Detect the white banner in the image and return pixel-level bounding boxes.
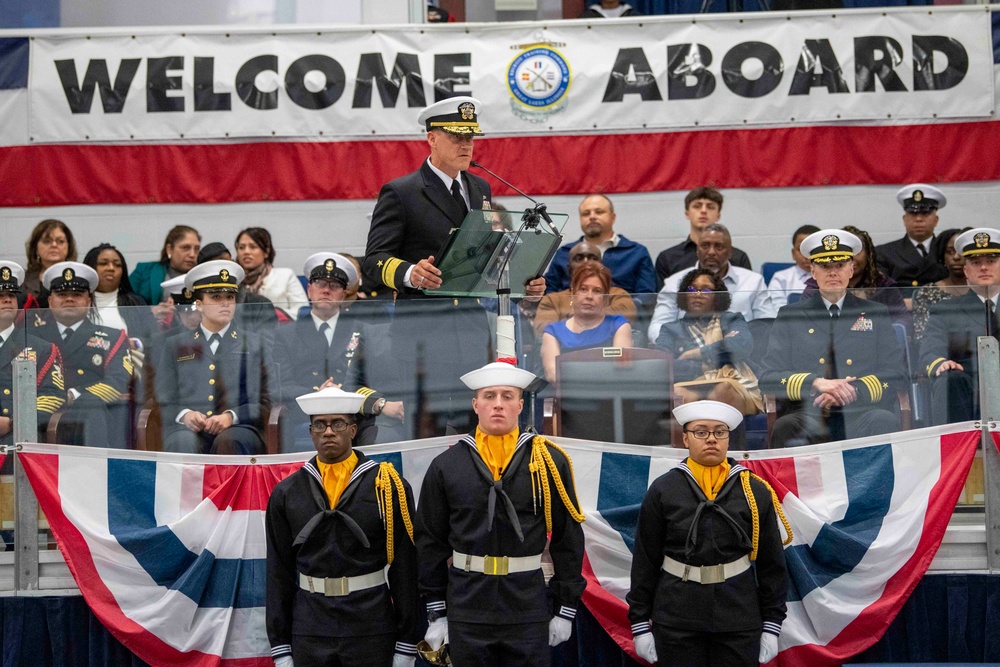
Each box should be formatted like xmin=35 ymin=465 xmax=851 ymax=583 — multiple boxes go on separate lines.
xmin=27 ymin=7 xmax=995 ymax=143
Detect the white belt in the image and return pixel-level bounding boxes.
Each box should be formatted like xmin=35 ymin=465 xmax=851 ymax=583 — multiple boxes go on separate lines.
xmin=661 ymin=555 xmax=751 ymax=585
xmin=452 ymin=550 xmax=543 ymax=576
xmin=298 ymin=570 xmax=386 ymax=597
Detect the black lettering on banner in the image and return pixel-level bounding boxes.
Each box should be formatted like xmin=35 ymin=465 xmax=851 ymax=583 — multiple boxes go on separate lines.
xmin=54 ymin=58 xmax=140 ymax=114
xmin=667 ymin=44 xmax=714 ymax=100
xmin=433 ymin=53 xmax=471 ymax=101
xmin=147 ymin=56 xmax=184 ymax=112
xmin=854 ymin=37 xmax=907 ymax=93
xmin=352 ymin=52 xmax=425 ymax=108
xmin=604 ymin=47 xmax=663 ymax=102
xmin=913 ymin=35 xmax=968 ymax=91
xmin=285 ymin=54 xmax=346 ymax=110
xmin=236 ymin=55 xmax=279 ymax=110
xmin=720 ymin=42 xmax=781 ymax=98
xmin=194 ymin=57 xmax=232 ymax=111
xmin=789 ymin=39 xmax=850 ymax=95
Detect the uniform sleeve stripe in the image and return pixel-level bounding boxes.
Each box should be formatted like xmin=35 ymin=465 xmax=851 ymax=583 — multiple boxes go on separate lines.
xmin=631 ymin=621 xmax=652 ymax=636
xmin=927 ymin=357 xmax=947 ymax=377
xmin=762 ymin=621 xmax=782 ymax=636
xmin=381 ymin=257 xmax=404 ymax=291
xmin=427 ymin=600 xmax=447 ymax=612
xmin=270 ymin=644 xmax=292 ymax=657
xmin=860 ymin=375 xmax=881 ymax=403
xmin=394 ymin=642 xmax=418 ymax=655
xmin=557 ymin=605 xmax=577 ymax=620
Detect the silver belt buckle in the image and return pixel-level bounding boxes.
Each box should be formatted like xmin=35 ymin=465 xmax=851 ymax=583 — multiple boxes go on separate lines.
xmin=699 ymin=564 xmax=725 ymax=585
xmin=324 ymin=576 xmax=350 ymax=596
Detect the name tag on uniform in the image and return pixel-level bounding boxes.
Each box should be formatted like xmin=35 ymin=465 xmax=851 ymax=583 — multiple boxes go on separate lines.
xmin=851 ymin=316 xmax=873 ymax=332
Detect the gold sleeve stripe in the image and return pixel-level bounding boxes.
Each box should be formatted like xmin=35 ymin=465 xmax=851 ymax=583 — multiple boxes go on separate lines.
xmin=86 ymin=383 xmax=121 ymax=403
xmin=787 ymin=373 xmax=810 ymax=401
xmin=123 ymin=357 xmax=134 ymax=375
xmin=37 ymin=397 xmax=66 ymax=414
xmin=381 ymin=258 xmax=404 ymax=291
xmin=356 ymin=387 xmax=376 ymax=397
xmin=926 ymin=357 xmax=946 ymax=378
xmin=860 ymin=375 xmax=881 ymax=403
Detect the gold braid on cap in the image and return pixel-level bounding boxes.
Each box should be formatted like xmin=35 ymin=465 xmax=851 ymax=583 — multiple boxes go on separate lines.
xmin=528 ymin=436 xmax=586 ymax=531
xmin=374 ymin=462 xmax=414 ymax=564
xmin=740 ymin=471 xmax=794 ymax=560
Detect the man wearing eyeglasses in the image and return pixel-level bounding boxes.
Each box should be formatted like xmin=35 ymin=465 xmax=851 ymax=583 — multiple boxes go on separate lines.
xmin=266 ymin=387 xmax=420 ymax=667
xmin=628 ymin=400 xmax=789 ymax=667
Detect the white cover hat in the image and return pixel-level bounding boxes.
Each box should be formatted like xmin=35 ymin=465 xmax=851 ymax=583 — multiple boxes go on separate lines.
xmin=460 ymin=361 xmax=536 ymax=391
xmin=673 ymin=400 xmax=743 ymax=430
xmin=42 ymin=262 xmax=98 ymax=291
xmin=295 ymin=387 xmax=365 ymax=416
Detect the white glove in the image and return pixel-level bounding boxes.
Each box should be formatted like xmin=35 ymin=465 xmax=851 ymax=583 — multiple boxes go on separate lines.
xmin=392 ymin=654 xmax=416 ymax=667
xmin=634 ymin=632 xmax=658 ymax=664
xmin=759 ymin=633 xmax=779 ymax=664
xmin=548 ymin=616 xmax=573 ymax=647
xmin=274 ymin=657 xmax=294 ymax=667
xmin=425 ymin=617 xmax=449 ymax=651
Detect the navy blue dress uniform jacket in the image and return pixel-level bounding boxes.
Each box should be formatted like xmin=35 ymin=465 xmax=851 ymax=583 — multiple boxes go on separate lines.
xmin=363 ymin=159 xmax=491 ymax=296
xmin=34 ymin=319 xmax=133 ymax=405
xmin=918 ymin=290 xmax=994 ymax=379
xmin=875 ymin=235 xmax=948 ymax=294
xmin=627 ymin=460 xmax=787 ymax=634
xmin=415 ymin=432 xmax=586 ymax=625
xmin=0 ymin=330 xmax=65 ymax=438
xmin=265 ymin=452 xmax=420 ymax=658
xmin=759 ymin=293 xmax=905 ymax=409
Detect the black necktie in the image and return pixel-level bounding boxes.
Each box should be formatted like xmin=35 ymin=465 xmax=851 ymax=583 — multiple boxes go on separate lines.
xmin=916 ymin=244 xmax=927 ymax=258
xmin=319 ymin=323 xmax=331 ymax=347
xmin=988 ymin=300 xmax=999 ymax=338
xmin=830 ymin=305 xmax=840 ymax=318
xmin=62 ymin=327 xmax=73 ymax=341
xmin=451 ymin=180 xmax=468 ymax=217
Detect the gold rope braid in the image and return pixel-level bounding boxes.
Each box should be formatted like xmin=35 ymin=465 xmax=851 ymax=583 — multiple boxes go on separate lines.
xmin=749 ymin=473 xmax=794 ymax=547
xmin=740 ymin=471 xmax=795 ymax=562
xmin=374 ymin=462 xmax=415 ymax=565
xmin=528 ymin=436 xmax=586 ymax=533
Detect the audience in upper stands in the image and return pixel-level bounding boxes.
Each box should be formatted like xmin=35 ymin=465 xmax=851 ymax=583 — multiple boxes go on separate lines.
xmin=540 ymin=263 xmax=632 ymax=382
xmin=235 ymin=227 xmax=308 ymax=320
xmin=130 ymin=225 xmax=202 ymax=325
xmin=196 ymin=241 xmax=279 ymax=332
xmin=544 ymin=193 xmax=656 ymax=298
xmin=655 ymin=187 xmax=752 ymax=286
xmin=24 ymin=219 xmax=76 ymax=307
xmin=83 ymin=243 xmax=158 ymax=349
xmin=767 ymin=224 xmax=819 ymax=309
xmin=649 ymin=223 xmax=775 ymax=342
xmin=875 ymin=184 xmax=949 ymax=297
xmin=911 ymin=227 xmax=970 ymax=340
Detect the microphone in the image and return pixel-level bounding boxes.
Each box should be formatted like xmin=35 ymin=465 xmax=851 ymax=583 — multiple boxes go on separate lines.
xmin=469 ymin=161 xmax=554 ymax=231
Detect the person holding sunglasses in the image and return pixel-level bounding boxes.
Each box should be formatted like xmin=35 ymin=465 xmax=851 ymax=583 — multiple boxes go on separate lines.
xmin=266 ymin=387 xmax=420 ymax=667
xmin=628 ymin=400 xmax=790 ymax=667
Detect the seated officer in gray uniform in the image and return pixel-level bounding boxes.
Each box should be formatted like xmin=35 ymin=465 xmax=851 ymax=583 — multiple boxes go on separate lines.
xmin=266 ymin=387 xmax=419 ymax=667
xmin=0 ymin=261 xmax=65 ymax=446
xmin=628 ymin=400 xmax=790 ymax=667
xmin=415 ymin=362 xmax=585 ymax=666
xmin=34 ymin=261 xmax=133 ymax=447
xmin=154 ymin=260 xmax=270 ymax=455
xmin=272 ymin=253 xmax=403 ymax=451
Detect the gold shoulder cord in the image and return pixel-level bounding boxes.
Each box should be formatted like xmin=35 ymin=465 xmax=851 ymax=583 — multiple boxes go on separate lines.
xmin=374 ymin=462 xmax=415 ymax=564
xmin=740 ymin=471 xmax=794 ymax=561
xmin=528 ymin=436 xmax=586 ymax=532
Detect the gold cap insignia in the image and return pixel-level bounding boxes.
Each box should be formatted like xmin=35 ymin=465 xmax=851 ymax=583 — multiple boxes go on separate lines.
xmin=0 ymin=268 xmax=10 ymax=281
xmin=822 ymin=235 xmax=839 ymax=251
xmin=325 ymin=259 xmax=335 ymax=271
xmin=913 ymin=190 xmax=923 ymax=202
xmin=975 ymin=232 xmax=991 ymax=248
xmin=219 ymin=269 xmax=230 ymax=282
xmin=459 ymin=101 xmax=475 ymax=120
xmin=63 ymin=268 xmax=74 ymax=281
xmin=183 ymin=288 xmax=193 ymax=299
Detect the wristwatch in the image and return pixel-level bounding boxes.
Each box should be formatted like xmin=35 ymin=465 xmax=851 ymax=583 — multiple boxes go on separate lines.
xmin=374 ymin=397 xmax=387 ymax=415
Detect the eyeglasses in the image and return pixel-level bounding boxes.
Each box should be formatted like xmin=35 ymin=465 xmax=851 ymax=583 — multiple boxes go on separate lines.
xmin=685 ymin=287 xmax=714 ymax=293
xmin=684 ymin=428 xmax=731 ymax=440
xmin=309 ymin=419 xmax=352 ymax=433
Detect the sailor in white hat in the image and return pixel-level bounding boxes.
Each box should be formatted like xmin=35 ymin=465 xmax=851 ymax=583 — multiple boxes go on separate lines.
xmin=628 ymin=400 xmax=791 ymax=667
xmin=415 ymin=361 xmax=585 ymax=665
xmin=265 ymin=387 xmax=420 ymax=667
xmin=874 ymin=183 xmax=949 ymax=292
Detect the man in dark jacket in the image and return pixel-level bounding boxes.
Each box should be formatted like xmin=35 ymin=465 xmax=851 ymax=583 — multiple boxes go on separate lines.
xmin=875 ymin=183 xmax=949 ymax=297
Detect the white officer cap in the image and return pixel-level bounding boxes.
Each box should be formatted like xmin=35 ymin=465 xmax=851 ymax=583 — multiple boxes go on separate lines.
xmin=673 ymin=400 xmax=743 ymax=430
xmin=461 ymin=361 xmax=536 ymax=391
xmin=295 ymin=387 xmax=365 ymax=416
xmin=0 ymin=261 xmax=25 ymax=292
xmin=954 ymin=227 xmax=1000 ymax=258
xmin=417 ymin=96 xmax=484 ymax=136
xmin=303 ymin=253 xmax=359 ymax=290
xmin=42 ymin=261 xmax=98 ymax=292
xmin=896 ymin=184 xmax=946 ymax=212
xmin=184 ymin=260 xmax=244 ymax=294
xmin=160 ymin=274 xmax=197 ymax=305
xmin=801 ymin=229 xmax=862 ymax=264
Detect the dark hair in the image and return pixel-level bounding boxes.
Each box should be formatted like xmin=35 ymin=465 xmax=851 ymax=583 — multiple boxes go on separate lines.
xmin=935 ymin=227 xmax=971 ymax=265
xmin=159 ymin=225 xmax=201 ymax=264
xmin=236 ymin=227 xmax=276 ymax=264
xmin=684 ymin=187 xmax=724 ymax=211
xmin=570 ymin=262 xmax=612 ymax=294
xmin=792 ymin=224 xmax=820 ymax=244
xmin=197 ymin=242 xmax=231 ymax=264
xmin=842 ymin=225 xmax=881 ymax=288
xmin=676 ymin=268 xmax=732 ymax=313
xmin=26 ymin=219 xmax=77 ymax=272
xmin=83 ymin=244 xmax=137 ymax=295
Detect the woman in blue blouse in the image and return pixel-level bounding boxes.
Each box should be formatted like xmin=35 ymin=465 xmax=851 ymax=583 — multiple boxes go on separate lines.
xmin=541 ymin=262 xmax=632 ymax=381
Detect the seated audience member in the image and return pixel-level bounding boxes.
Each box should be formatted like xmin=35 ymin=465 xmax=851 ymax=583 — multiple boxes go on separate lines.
xmin=768 ymin=224 xmax=820 ymax=308
xmin=655 ymin=269 xmax=763 ymax=417
xmin=338 ymin=253 xmax=369 ymax=301
xmin=84 ymin=244 xmax=158 ymax=349
xmin=272 ymin=253 xmax=403 ymax=451
xmin=154 ymin=261 xmax=270 ymax=455
xmin=236 ymin=227 xmax=308 ymax=320
xmin=760 ymin=230 xmax=905 ymax=447
xmin=130 ymin=225 xmax=201 ymax=326
xmin=24 ymin=219 xmax=77 ymax=307
xmin=0 ymin=261 xmax=65 ymax=445
xmin=529 ymin=241 xmax=637 ymax=338
xmin=919 ymin=227 xmax=1000 ymax=425
xmin=34 ymin=262 xmax=134 ymax=448
xmin=541 ymin=263 xmax=632 ymax=382
xmin=875 ymin=184 xmax=949 ymax=296
xmin=655 ymin=187 xmax=752 ymax=285
xmin=544 ymin=193 xmax=656 ymax=298
xmin=649 ymin=224 xmax=776 ymax=342
xmin=912 ymin=228 xmax=970 ymax=340
xmin=197 ymin=242 xmax=280 ymax=333
xmin=144 ymin=275 xmax=200 ymax=399
xmin=580 ymin=0 xmax=639 ymax=17
xmin=802 ymin=225 xmax=911 ymax=330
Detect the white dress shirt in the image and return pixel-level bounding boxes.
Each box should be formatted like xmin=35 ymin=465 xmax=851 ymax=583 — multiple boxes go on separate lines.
xmin=767 ymin=265 xmax=811 ymax=309
xmin=310 ymin=311 xmax=340 ymax=346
